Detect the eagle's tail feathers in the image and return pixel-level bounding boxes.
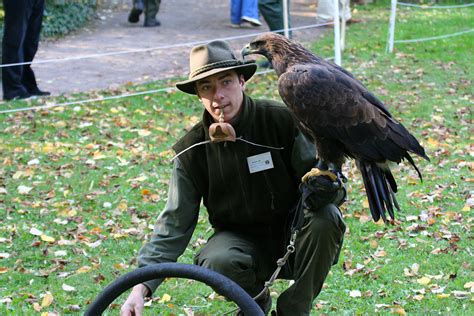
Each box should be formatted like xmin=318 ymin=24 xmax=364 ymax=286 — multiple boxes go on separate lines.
xmin=358 ymin=160 xmax=399 ymax=223
xmin=359 ymin=161 xmax=387 ymax=222
xmin=404 ymin=153 xmax=424 ymax=181
xmin=358 ymin=161 xmax=380 ymax=222
xmin=373 ymin=166 xmax=395 ymax=220
xmin=390 ymin=188 xmax=401 ymax=213
xmin=384 ymin=168 xmax=398 ymax=193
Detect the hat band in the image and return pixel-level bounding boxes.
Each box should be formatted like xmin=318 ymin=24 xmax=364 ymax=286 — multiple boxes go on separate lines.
xmin=190 ymin=60 xmax=242 ymax=79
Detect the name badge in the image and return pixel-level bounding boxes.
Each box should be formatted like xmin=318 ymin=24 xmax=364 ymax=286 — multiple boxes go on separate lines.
xmin=247 ymin=152 xmax=274 ymax=174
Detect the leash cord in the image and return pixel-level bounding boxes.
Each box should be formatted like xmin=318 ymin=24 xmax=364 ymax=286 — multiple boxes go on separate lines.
xmin=169 ymin=137 xmax=284 ymax=162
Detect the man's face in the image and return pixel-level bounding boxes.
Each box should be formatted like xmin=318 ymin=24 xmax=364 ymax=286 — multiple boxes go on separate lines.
xmin=195 ymin=70 xmax=245 ymax=123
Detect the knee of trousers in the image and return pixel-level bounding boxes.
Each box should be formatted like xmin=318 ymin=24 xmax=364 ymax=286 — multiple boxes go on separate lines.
xmin=196 ymin=247 xmax=256 ymax=282
xmin=302 ymin=204 xmax=346 ymax=249
xmin=303 ymin=204 xmax=346 ymax=264
xmin=309 ymin=204 xmax=346 ymax=234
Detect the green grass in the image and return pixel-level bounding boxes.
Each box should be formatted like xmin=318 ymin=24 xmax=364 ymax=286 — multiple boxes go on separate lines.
xmin=1 ymin=3 xmax=473 ymax=315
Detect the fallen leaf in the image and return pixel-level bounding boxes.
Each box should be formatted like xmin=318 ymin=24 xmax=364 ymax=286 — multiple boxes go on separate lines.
xmin=41 ymin=235 xmax=55 ymax=243
xmin=41 ymin=292 xmax=53 ymax=307
xmin=417 ymin=276 xmax=431 ymax=285
xmin=138 ymin=129 xmax=152 ymax=137
xmin=159 ymin=293 xmax=171 ymax=303
xmin=464 ymin=281 xmax=474 ymax=289
xmin=76 ymin=266 xmax=92 ymax=274
xmin=349 ymin=290 xmax=362 ymax=298
xmin=413 ymin=294 xmax=424 ymax=301
xmin=62 ymin=283 xmax=76 ymax=292
xmin=452 ymin=290 xmax=470 ymax=299
xmin=18 ymin=185 xmax=32 ymax=195
xmin=33 ymin=302 xmax=42 ymax=312
xmin=30 ymin=228 xmax=43 ymax=236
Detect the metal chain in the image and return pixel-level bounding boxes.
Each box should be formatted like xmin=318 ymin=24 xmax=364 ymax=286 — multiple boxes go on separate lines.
xmin=225 ymin=230 xmax=299 ymax=315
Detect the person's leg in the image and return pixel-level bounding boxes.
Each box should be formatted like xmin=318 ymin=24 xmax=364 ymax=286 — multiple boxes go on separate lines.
xmin=315 ymin=0 xmax=335 ymax=22
xmin=22 ymin=0 xmax=47 ymax=95
xmin=277 ymin=204 xmax=346 ymax=315
xmin=258 ymin=0 xmax=283 ymax=32
xmin=230 ymin=0 xmax=243 ymax=26
xmin=2 ymin=0 xmax=31 ymax=100
xmin=144 ymin=0 xmax=161 ymax=27
xmin=195 ymin=231 xmax=269 ymax=296
xmin=241 ymin=0 xmax=261 ymax=26
xmin=128 ymin=0 xmax=144 ymax=23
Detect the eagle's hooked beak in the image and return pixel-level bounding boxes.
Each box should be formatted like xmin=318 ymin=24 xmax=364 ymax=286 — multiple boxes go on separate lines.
xmin=241 ymin=44 xmax=252 ymax=61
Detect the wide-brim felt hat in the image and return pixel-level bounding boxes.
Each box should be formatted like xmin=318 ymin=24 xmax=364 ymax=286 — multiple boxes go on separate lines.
xmin=176 ymin=40 xmax=257 ymax=95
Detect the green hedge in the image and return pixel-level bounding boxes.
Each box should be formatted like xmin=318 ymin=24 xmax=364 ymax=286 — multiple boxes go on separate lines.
xmin=0 ymin=0 xmax=96 ymax=39
xmin=42 ymin=1 xmax=96 ymax=38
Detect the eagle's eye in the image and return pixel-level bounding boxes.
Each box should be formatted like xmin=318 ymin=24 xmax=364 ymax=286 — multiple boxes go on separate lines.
xmin=252 ymin=40 xmax=265 ymax=48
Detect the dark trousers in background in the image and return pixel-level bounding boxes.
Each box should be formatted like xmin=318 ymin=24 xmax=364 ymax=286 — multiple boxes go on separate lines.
xmin=195 ymin=204 xmax=346 ymax=315
xmin=133 ymin=0 xmax=161 ymax=20
xmin=2 ymin=0 xmax=45 ymax=100
xmin=258 ymin=0 xmax=291 ymax=36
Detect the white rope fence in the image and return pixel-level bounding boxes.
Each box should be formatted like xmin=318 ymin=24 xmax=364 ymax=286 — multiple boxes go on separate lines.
xmin=387 ymin=0 xmax=474 ymax=52
xmin=0 ymin=19 xmax=338 ymax=114
xmin=0 ymin=23 xmax=333 ymax=69
xmin=1 ymin=0 xmax=347 ymax=113
xmin=398 ymin=2 xmax=474 ymax=9
xmin=0 ymin=69 xmax=275 ymax=114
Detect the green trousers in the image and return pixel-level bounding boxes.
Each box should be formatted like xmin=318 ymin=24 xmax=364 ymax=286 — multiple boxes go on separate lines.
xmin=133 ymin=0 xmax=161 ymax=20
xmin=194 ymin=204 xmax=346 ymax=315
xmin=258 ymin=0 xmax=291 ymax=35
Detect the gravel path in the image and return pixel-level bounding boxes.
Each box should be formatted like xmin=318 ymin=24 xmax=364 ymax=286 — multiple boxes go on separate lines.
xmin=13 ymin=0 xmax=324 ymax=96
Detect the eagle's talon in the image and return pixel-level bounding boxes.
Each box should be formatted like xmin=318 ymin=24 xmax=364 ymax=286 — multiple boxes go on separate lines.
xmin=302 ymin=168 xmax=338 ymax=183
xmin=336 ymin=171 xmax=347 ymax=184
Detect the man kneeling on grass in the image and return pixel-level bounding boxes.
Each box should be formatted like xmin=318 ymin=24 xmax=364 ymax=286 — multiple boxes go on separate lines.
xmin=120 ymin=40 xmax=346 ymax=316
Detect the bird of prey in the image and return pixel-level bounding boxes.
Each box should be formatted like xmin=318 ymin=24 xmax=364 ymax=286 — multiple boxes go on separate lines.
xmin=241 ymin=32 xmax=429 ymax=223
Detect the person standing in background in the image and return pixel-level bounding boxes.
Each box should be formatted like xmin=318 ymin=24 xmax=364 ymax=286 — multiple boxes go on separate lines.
xmin=128 ymin=0 xmax=161 ymax=27
xmin=315 ymin=0 xmax=355 ymax=24
xmin=2 ymin=0 xmax=50 ymax=101
xmin=230 ymin=0 xmax=262 ymax=28
xmin=258 ymin=0 xmax=291 ymax=36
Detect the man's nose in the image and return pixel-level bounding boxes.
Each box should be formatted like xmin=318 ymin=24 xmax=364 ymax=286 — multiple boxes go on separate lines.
xmin=213 ymin=87 xmax=225 ymax=101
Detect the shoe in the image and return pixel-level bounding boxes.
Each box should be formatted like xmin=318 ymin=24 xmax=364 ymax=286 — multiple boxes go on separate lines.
xmin=4 ymin=91 xmax=32 ymax=101
xmin=128 ymin=2 xmax=144 ymax=23
xmin=29 ymin=89 xmax=50 ymax=97
xmin=144 ymin=17 xmax=161 ymax=27
xmin=231 ymin=23 xmax=240 ymax=28
xmin=346 ymin=18 xmax=362 ymax=25
xmin=239 ymin=21 xmax=261 ymax=29
xmin=241 ymin=16 xmax=262 ymax=27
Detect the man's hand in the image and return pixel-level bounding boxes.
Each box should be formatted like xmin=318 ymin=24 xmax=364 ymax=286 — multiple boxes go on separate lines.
xmin=120 ymin=284 xmax=149 ymax=316
xmin=300 ymin=173 xmax=346 ymax=210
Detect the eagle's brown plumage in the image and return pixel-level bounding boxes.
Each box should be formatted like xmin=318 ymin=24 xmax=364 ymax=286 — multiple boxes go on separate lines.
xmin=242 ymin=32 xmax=429 ymax=223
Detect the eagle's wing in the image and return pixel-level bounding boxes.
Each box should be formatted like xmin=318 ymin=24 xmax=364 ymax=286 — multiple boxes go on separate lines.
xmin=277 ymin=63 xmax=424 ymax=163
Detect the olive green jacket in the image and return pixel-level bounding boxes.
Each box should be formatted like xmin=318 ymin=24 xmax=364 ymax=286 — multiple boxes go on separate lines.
xmin=137 ymin=94 xmax=317 ymax=294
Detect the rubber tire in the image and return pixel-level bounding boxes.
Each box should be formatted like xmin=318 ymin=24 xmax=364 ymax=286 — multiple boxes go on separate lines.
xmin=84 ymin=263 xmax=264 ymax=315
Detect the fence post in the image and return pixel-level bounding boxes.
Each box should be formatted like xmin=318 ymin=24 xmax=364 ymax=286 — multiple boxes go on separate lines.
xmin=387 ymin=0 xmax=398 ymax=53
xmin=333 ymin=0 xmax=341 ymax=65
xmin=283 ymin=0 xmax=290 ymax=38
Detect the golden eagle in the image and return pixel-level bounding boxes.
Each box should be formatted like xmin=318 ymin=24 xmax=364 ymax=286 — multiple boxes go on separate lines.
xmin=241 ymin=32 xmax=429 ymax=223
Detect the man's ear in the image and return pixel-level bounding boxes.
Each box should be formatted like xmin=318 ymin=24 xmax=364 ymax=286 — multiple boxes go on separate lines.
xmin=239 ymin=74 xmax=246 ymax=86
